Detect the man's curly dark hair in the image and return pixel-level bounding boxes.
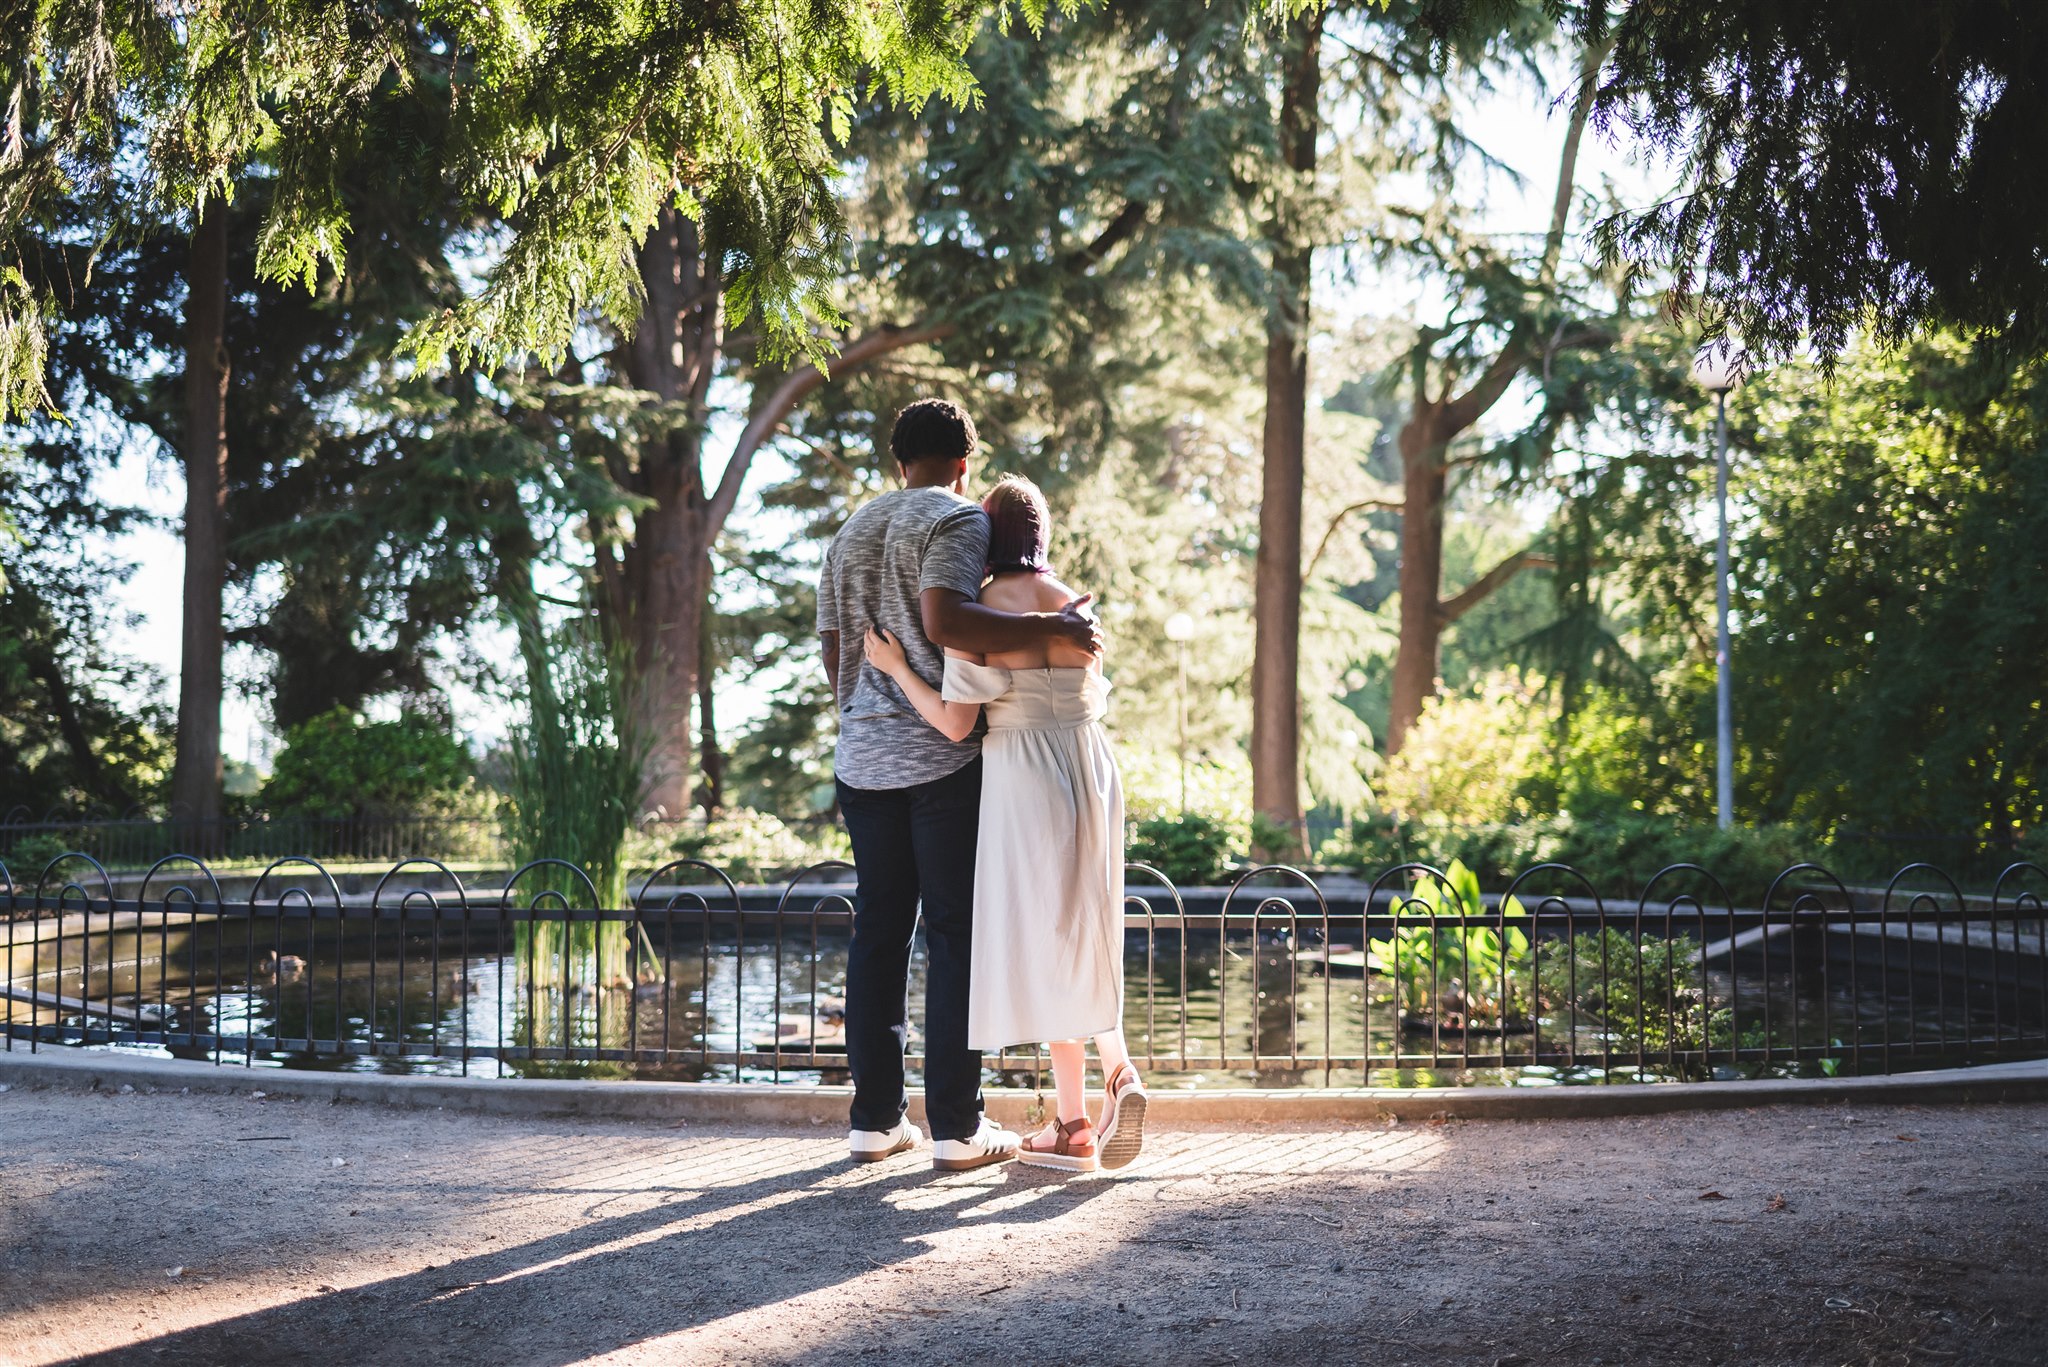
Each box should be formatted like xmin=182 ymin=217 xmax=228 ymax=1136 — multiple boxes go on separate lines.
xmin=889 ymin=398 xmax=978 ymax=467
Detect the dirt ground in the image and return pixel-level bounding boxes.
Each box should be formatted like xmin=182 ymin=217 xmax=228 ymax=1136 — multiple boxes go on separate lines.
xmin=1 ymin=1083 xmax=2044 ymax=1367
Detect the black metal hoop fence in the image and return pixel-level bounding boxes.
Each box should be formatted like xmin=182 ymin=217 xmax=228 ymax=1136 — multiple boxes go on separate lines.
xmin=4 ymin=852 xmax=2044 ymax=1087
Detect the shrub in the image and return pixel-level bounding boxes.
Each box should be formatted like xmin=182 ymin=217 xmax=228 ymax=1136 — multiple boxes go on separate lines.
xmin=1128 ymin=813 xmax=1236 ymax=887
xmin=1549 ymin=818 xmax=1808 ymax=908
xmin=1536 ymin=929 xmax=1733 ymax=1063
xmin=263 ymin=708 xmax=481 ymax=821
xmin=1376 ymin=675 xmax=1548 ymax=824
xmin=658 ymin=809 xmax=846 ymax=884
xmin=2016 ymin=827 xmax=2048 ymax=873
xmin=1 ymin=831 xmax=71 ymax=881
xmin=1325 ymin=813 xmax=1814 ymax=905
xmin=1248 ymin=811 xmax=1302 ymax=865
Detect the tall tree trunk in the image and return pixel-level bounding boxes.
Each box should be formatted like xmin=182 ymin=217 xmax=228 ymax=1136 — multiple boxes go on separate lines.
xmin=1387 ymin=417 xmax=1448 ymax=755
xmin=620 ymin=207 xmax=720 ymax=819
xmin=1250 ymin=11 xmax=1322 ymax=850
xmin=630 ymin=475 xmax=708 ymax=820
xmin=170 ymin=201 xmax=229 ymax=851
xmin=611 ymin=297 xmax=948 ymax=814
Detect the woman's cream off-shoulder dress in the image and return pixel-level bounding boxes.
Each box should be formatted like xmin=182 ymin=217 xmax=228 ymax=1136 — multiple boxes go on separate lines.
xmin=941 ymin=659 xmax=1125 ymax=1051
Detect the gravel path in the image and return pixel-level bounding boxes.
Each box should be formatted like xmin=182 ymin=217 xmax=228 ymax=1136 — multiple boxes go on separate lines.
xmin=2 ymin=1084 xmax=2044 ymax=1366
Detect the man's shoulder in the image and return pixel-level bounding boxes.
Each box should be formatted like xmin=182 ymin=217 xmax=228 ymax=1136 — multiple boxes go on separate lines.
xmin=897 ymin=486 xmax=982 ymax=523
xmin=830 ymin=494 xmax=893 ymax=553
xmin=839 ymin=487 xmax=982 ymax=541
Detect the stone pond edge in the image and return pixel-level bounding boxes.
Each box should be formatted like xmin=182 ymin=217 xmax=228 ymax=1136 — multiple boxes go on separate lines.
xmin=2 ymin=1047 xmax=2045 ymax=1125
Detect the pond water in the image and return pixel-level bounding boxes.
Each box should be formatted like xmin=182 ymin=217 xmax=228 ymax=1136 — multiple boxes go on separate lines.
xmin=4 ymin=916 xmax=2041 ymax=1088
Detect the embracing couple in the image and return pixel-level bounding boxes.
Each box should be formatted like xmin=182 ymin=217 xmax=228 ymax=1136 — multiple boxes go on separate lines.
xmin=817 ymin=398 xmax=1146 ymax=1176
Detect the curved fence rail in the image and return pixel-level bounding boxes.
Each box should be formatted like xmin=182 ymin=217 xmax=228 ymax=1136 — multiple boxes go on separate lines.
xmin=4 ymin=852 xmax=2045 ymax=1088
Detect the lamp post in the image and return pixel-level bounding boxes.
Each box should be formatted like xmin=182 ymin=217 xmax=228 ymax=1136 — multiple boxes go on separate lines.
xmin=1163 ymin=612 xmax=1196 ymax=814
xmin=1691 ymin=340 xmax=1747 ymax=831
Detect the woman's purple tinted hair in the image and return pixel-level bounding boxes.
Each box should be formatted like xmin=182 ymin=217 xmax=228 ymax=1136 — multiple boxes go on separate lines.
xmin=983 ymin=474 xmax=1051 ymax=575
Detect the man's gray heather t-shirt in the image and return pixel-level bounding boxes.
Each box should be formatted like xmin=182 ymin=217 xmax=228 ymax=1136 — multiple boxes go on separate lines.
xmin=818 ymin=485 xmax=991 ymax=790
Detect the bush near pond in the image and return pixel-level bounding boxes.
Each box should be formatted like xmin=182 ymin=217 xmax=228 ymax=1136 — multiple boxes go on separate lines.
xmin=1128 ymin=813 xmax=1235 ymax=887
xmin=1 ymin=831 xmax=70 ymax=880
xmin=263 ymin=708 xmax=485 ymax=821
xmin=1536 ymin=928 xmax=1735 ymax=1063
xmin=658 ymin=809 xmax=846 ymax=884
xmin=1323 ymin=813 xmax=1810 ymax=904
xmin=1369 ymin=863 xmax=1749 ymax=1077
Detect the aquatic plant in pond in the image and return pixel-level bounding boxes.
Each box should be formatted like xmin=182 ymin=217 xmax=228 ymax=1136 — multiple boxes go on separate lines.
xmin=499 ymin=602 xmax=655 ymax=1020
xmin=1359 ymin=865 xmax=1789 ymax=1076
xmin=498 ymin=864 xmax=667 ymax=1080
xmin=500 ymin=603 xmax=650 ymax=909
xmin=1535 ymin=928 xmax=1732 ymax=1063
xmin=1370 ymin=860 xmax=1533 ymax=1030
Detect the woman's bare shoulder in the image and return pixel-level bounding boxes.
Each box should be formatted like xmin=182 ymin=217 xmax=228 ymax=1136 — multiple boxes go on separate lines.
xmin=1034 ymin=575 xmax=1101 ymax=668
xmin=980 ymin=572 xmax=1072 ymax=612
xmin=1035 ymin=574 xmax=1088 ymax=611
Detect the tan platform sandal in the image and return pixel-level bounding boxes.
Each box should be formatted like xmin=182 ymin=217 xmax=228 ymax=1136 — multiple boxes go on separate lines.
xmin=1096 ymin=1062 xmax=1148 ymax=1171
xmin=1018 ymin=1116 xmax=1099 ymax=1173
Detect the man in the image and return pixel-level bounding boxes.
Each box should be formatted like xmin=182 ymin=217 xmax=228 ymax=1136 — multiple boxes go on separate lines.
xmin=818 ymin=398 xmax=1102 ymax=1171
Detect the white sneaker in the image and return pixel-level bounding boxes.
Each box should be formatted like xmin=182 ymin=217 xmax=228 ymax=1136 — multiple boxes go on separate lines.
xmin=931 ymin=1118 xmax=1021 ymax=1172
xmin=848 ymin=1117 xmax=921 ymax=1163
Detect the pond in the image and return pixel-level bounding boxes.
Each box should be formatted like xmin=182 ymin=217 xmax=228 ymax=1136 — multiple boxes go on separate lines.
xmin=6 ymin=912 xmax=2041 ymax=1088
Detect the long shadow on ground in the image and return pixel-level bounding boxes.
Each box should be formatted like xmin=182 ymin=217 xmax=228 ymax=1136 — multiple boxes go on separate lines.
xmin=60 ymin=1149 xmax=1111 ymax=1366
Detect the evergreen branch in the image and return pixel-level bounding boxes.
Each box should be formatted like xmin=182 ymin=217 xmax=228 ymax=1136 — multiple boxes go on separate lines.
xmin=1062 ymin=200 xmax=1150 ymax=274
xmin=1438 ymin=549 xmax=1556 ymax=625
xmin=783 ymin=434 xmax=865 ymax=485
xmin=1436 ymin=33 xmax=1609 ymax=440
xmin=1301 ymin=496 xmax=1401 ymax=587
xmin=1539 ymin=34 xmax=1613 ymax=293
xmin=1438 ymin=339 xmax=1527 ymax=434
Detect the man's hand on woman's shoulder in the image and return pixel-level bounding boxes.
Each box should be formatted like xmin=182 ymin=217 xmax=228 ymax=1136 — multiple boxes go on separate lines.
xmin=1055 ymin=594 xmax=1105 ymax=656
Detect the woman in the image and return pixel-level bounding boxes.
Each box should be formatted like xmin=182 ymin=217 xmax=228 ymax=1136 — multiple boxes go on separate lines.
xmin=862 ymin=474 xmax=1146 ymax=1173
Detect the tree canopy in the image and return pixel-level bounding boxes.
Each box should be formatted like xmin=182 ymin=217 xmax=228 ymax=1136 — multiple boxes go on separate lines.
xmin=5 ymin=0 xmax=2045 ymax=882
xmin=1579 ymin=0 xmax=2048 ymax=362
xmin=0 ymin=0 xmax=1127 ymax=419
xmin=1605 ymin=335 xmax=2048 ymax=842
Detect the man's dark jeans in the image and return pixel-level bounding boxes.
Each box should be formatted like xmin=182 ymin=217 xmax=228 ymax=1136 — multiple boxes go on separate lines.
xmin=836 ymin=758 xmax=983 ymax=1142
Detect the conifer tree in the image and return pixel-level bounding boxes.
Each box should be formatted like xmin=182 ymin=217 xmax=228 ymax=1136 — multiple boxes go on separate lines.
xmin=1382 ymin=34 xmax=1612 ymax=754
xmin=599 ymin=1 xmax=1299 ymax=815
